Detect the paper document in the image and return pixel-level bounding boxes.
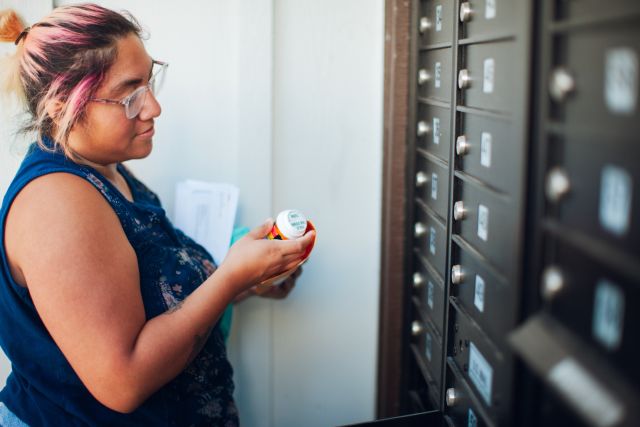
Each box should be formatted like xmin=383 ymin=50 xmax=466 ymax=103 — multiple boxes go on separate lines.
xmin=174 ymin=180 xmax=239 ymax=265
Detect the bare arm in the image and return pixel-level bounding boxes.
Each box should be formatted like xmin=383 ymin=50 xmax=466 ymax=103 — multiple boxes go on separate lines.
xmin=4 ymin=173 xmax=314 ymax=413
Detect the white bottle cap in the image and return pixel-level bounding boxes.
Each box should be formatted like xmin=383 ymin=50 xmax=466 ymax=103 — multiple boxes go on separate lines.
xmin=275 ymin=209 xmax=308 ymax=239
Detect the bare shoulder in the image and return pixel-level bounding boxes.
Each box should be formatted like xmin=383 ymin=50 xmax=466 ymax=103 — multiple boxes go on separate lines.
xmin=5 ymin=172 xmax=135 ymax=286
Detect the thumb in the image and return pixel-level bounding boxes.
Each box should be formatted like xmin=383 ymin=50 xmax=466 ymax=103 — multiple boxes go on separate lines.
xmin=247 ymin=218 xmax=274 ymax=239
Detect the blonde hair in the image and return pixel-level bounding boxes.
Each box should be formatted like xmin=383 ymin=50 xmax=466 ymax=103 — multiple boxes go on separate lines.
xmin=0 ymin=4 xmax=142 ymax=154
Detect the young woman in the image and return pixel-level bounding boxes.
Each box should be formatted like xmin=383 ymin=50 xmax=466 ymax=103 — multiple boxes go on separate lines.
xmin=0 ymin=4 xmax=314 ymax=426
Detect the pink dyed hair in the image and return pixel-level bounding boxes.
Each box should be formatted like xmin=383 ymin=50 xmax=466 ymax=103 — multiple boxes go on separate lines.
xmin=0 ymin=4 xmax=143 ymax=154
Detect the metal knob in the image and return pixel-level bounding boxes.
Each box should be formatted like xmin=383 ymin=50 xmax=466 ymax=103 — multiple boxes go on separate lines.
xmin=415 ymin=171 xmax=429 ymax=187
xmin=419 ymin=17 xmax=431 ymax=33
xmin=458 ymin=69 xmax=471 ymax=89
xmin=411 ymin=320 xmax=424 ymax=336
xmin=545 ymin=167 xmax=571 ymax=203
xmin=550 ymin=68 xmax=575 ymax=102
xmin=453 ymin=201 xmax=467 ymax=221
xmin=413 ymin=272 xmax=425 ymax=289
xmin=418 ymin=69 xmax=431 ymax=85
xmin=451 ymin=265 xmax=465 ymax=284
xmin=446 ymin=388 xmax=461 ymax=407
xmin=414 ymin=222 xmax=427 ymax=238
xmin=542 ymin=266 xmax=565 ymax=301
xmin=456 ymin=135 xmax=470 ymax=155
xmin=459 ymin=2 xmax=473 ymax=23
xmin=417 ymin=120 xmax=431 ymax=136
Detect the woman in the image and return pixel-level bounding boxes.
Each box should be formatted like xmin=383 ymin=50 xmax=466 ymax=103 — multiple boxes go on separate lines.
xmin=0 ymin=4 xmax=314 ymax=426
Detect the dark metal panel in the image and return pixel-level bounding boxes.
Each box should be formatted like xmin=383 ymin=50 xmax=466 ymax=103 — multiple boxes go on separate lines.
xmin=459 ymin=0 xmax=516 ymax=40
xmin=451 ymin=177 xmax=517 ymax=279
xmin=550 ymin=22 xmax=640 ymax=136
xmin=416 ymin=151 xmax=451 ymax=221
xmin=544 ymin=131 xmax=639 ymax=263
xmin=458 ymin=41 xmax=518 ymax=114
xmin=449 ymin=239 xmax=516 ymax=350
xmin=418 ymin=0 xmax=456 ymax=46
xmin=540 ymin=239 xmax=640 ymax=385
xmin=418 ymin=47 xmax=455 ymax=103
xmin=456 ymin=113 xmax=520 ymax=196
xmin=412 ymin=319 xmax=445 ymax=404
xmin=414 ymin=249 xmax=447 ymax=337
xmin=416 ymin=103 xmax=452 ymax=163
xmin=509 ymin=314 xmax=640 ymax=427
xmin=444 ymin=360 xmax=495 ymax=427
xmin=448 ymin=303 xmax=513 ymax=425
xmin=414 ymin=203 xmax=449 ymax=279
xmin=554 ymin=0 xmax=640 ymax=23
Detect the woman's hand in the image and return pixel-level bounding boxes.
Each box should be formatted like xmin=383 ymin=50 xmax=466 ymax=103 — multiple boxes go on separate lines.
xmin=219 ymin=219 xmax=315 ymax=293
xmin=233 ymin=267 xmax=302 ymax=303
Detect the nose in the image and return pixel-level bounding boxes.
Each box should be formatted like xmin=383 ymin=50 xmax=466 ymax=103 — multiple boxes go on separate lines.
xmin=138 ymin=89 xmax=162 ymax=121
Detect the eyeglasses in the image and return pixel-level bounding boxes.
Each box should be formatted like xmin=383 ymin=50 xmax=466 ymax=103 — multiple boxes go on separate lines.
xmin=91 ymin=60 xmax=168 ymax=119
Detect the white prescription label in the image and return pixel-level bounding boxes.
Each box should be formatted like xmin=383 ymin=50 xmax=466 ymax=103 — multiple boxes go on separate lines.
xmin=431 ymin=173 xmax=438 ymax=200
xmin=593 ymin=279 xmax=625 ymax=351
xmin=469 ymin=342 xmax=493 ymax=405
xmin=605 ymin=48 xmax=638 ymax=115
xmin=429 ymin=226 xmax=437 ymax=255
xmin=480 ymin=132 xmax=492 ymax=168
xmin=427 ymin=281 xmax=435 ymax=309
xmin=468 ymin=408 xmax=478 ymax=427
xmin=474 ymin=274 xmax=486 ymax=313
xmin=483 ymin=58 xmax=495 ymax=94
xmin=548 ymin=358 xmax=624 ymax=427
xmin=426 ymin=331 xmax=433 ymax=361
xmin=485 ymin=0 xmax=497 ymax=19
xmin=435 ymin=62 xmax=442 ymax=88
xmin=435 ymin=5 xmax=443 ymax=32
xmin=433 ymin=117 xmax=441 ymax=145
xmin=477 ymin=204 xmax=489 ymax=241
xmin=599 ymin=165 xmax=632 ymax=236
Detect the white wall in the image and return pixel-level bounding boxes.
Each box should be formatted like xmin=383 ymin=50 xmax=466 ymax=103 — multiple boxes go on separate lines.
xmin=270 ymin=1 xmax=384 ymax=425
xmin=1 ymin=1 xmax=384 ymax=425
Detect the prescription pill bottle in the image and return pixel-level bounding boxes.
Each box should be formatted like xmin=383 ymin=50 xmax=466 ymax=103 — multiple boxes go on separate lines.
xmin=258 ymin=209 xmax=316 ymax=289
xmin=267 ymin=209 xmax=308 ymax=240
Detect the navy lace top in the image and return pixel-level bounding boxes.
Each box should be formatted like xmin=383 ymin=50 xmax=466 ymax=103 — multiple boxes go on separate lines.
xmin=0 ymin=140 xmax=238 ymax=426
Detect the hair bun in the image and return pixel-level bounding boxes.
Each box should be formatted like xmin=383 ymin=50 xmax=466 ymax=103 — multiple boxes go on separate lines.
xmin=0 ymin=10 xmax=25 ymax=43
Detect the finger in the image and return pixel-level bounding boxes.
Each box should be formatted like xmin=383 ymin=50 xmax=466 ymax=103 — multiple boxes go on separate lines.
xmin=247 ymin=218 xmax=274 ymax=239
xmin=279 ymin=231 xmax=316 ymax=256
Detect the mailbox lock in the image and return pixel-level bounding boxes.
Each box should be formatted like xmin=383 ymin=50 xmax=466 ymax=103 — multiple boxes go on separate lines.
xmin=456 ymin=135 xmax=470 ymax=155
xmin=446 ymin=388 xmax=461 ymax=407
xmin=549 ymin=68 xmax=576 ymax=102
xmin=418 ymin=69 xmax=431 ymax=85
xmin=453 ymin=201 xmax=467 ymax=221
xmin=411 ymin=320 xmax=424 ymax=336
xmin=545 ymin=167 xmax=571 ymax=203
xmin=417 ymin=120 xmax=431 ymax=136
xmin=414 ymin=222 xmax=427 ymax=238
xmin=415 ymin=171 xmax=429 ymax=187
xmin=458 ymin=69 xmax=471 ymax=89
xmin=542 ymin=266 xmax=565 ymax=301
xmin=419 ymin=17 xmax=431 ymax=33
xmin=451 ymin=265 xmax=465 ymax=284
xmin=459 ymin=2 xmax=473 ymax=23
xmin=413 ymin=272 xmax=425 ymax=289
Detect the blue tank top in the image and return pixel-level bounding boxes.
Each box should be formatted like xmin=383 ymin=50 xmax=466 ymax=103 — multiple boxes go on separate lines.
xmin=0 ymin=140 xmax=238 ymax=426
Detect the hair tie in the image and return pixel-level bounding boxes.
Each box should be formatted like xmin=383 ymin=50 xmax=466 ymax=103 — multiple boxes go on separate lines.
xmin=14 ymin=26 xmax=31 ymax=45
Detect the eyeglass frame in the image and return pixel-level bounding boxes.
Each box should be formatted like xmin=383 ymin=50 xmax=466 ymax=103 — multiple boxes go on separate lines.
xmin=90 ymin=59 xmax=168 ymax=119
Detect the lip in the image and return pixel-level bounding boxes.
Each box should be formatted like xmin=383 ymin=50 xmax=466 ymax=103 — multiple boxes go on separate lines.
xmin=137 ymin=126 xmax=155 ymax=138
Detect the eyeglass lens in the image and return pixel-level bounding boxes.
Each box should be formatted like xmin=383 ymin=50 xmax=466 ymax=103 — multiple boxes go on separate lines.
xmin=125 ymin=63 xmax=166 ymax=119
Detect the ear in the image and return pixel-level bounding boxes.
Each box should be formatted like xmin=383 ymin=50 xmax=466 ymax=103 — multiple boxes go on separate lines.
xmin=44 ymin=99 xmax=63 ymax=123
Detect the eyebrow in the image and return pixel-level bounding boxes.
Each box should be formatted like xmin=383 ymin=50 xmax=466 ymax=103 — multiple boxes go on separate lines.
xmin=107 ymin=61 xmax=155 ymax=97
